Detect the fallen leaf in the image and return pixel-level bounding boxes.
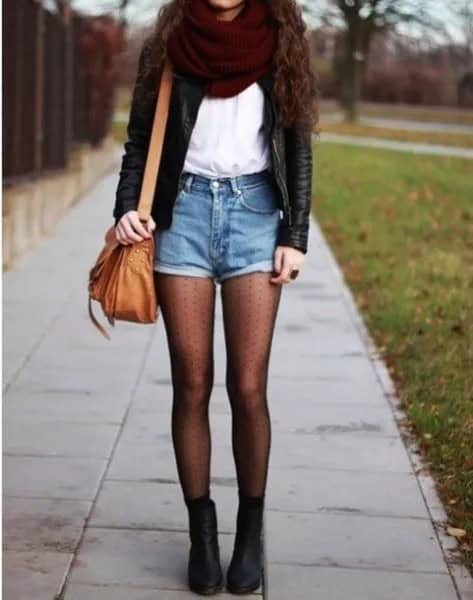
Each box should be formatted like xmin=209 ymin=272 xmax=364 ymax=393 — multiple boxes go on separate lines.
xmin=446 ymin=526 xmax=467 ymax=539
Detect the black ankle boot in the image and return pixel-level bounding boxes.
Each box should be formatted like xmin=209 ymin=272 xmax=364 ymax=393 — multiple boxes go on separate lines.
xmin=226 ymin=499 xmax=264 ymax=594
xmin=186 ymin=497 xmax=223 ymax=595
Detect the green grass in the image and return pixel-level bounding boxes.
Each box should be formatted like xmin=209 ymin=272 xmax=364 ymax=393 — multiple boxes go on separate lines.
xmin=313 ymin=142 xmax=473 ymax=570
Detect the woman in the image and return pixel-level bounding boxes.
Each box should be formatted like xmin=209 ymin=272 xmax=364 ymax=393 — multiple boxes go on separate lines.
xmin=113 ymin=0 xmax=317 ymax=594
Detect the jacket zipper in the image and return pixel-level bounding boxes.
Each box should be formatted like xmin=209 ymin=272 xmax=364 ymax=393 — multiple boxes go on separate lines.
xmin=271 ymin=132 xmax=292 ymax=227
xmin=265 ymin=84 xmax=292 ymax=228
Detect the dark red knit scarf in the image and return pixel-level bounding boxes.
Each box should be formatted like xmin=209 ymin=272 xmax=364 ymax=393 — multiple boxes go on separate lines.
xmin=167 ymin=0 xmax=277 ymax=97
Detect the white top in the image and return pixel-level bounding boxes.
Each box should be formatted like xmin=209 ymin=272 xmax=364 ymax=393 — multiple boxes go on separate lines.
xmin=183 ymin=82 xmax=271 ymax=178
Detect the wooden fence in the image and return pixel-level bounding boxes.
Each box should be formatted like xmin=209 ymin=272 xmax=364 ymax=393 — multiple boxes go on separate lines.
xmin=3 ymin=0 xmax=123 ymax=185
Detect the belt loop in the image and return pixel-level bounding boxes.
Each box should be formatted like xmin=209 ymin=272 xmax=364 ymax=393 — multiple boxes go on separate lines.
xmin=184 ymin=173 xmax=194 ymax=193
xmin=230 ymin=176 xmax=240 ymax=196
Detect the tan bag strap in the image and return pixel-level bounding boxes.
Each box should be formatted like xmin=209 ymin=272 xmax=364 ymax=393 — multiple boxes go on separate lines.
xmin=137 ymin=58 xmax=173 ymax=222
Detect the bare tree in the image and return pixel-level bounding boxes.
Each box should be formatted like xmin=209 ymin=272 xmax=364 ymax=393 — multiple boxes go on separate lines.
xmin=449 ymin=0 xmax=473 ymax=66
xmin=313 ymin=0 xmax=437 ymax=121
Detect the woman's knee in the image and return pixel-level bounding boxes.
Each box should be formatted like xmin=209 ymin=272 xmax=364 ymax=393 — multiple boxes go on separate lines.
xmin=173 ymin=365 xmax=213 ymax=408
xmin=226 ymin=375 xmax=267 ymax=414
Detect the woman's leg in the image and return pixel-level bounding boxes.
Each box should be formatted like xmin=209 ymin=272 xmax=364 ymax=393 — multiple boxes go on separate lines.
xmin=155 ymin=272 xmax=216 ymax=502
xmin=221 ymin=271 xmax=282 ymax=593
xmin=221 ymin=271 xmax=282 ymax=499
xmin=155 ymin=271 xmax=224 ymax=594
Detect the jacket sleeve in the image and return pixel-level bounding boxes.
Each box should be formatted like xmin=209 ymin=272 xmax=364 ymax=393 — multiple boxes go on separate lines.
xmin=276 ymin=124 xmax=313 ymax=254
xmin=112 ymin=44 xmax=157 ymax=226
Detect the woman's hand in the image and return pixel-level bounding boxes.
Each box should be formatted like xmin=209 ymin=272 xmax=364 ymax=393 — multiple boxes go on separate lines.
xmin=115 ymin=210 xmax=156 ymax=245
xmin=270 ymin=245 xmax=305 ymax=285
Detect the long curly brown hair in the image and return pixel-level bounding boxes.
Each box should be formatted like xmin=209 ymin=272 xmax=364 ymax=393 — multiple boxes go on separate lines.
xmin=134 ymin=0 xmax=319 ymax=130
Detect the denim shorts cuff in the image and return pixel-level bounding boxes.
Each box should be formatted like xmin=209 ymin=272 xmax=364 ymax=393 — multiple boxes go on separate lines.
xmin=218 ymin=260 xmax=275 ymax=283
xmin=154 ymin=262 xmax=214 ymax=278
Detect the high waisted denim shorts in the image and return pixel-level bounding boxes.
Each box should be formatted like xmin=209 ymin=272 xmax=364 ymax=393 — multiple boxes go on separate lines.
xmin=153 ymin=169 xmax=282 ymax=284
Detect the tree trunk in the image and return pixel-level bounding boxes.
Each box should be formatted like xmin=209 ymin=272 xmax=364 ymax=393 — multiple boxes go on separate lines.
xmin=345 ymin=53 xmax=363 ymax=122
xmin=342 ymin=20 xmax=372 ymax=123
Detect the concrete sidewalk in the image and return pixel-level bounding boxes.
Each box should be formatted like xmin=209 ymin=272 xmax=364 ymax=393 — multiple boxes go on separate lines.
xmin=3 ymin=168 xmax=472 ymax=599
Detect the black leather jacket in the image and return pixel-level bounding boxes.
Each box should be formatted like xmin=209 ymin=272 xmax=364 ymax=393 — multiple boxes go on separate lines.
xmin=113 ymin=49 xmax=313 ymax=254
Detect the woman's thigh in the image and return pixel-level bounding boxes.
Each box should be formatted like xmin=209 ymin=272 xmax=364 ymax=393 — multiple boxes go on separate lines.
xmin=154 ymin=272 xmax=217 ymax=384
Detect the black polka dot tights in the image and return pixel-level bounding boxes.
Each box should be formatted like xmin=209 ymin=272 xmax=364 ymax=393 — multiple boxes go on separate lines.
xmin=154 ymin=271 xmax=282 ymax=502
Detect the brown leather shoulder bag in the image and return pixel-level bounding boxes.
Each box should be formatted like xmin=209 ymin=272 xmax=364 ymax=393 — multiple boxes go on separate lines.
xmin=88 ymin=59 xmax=173 ymax=340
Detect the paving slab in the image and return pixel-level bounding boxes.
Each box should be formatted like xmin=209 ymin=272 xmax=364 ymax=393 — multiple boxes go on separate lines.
xmin=105 ymin=438 xmax=180 ymax=482
xmin=270 ymin=355 xmax=383 ymax=386
xmin=3 ymin=497 xmax=91 ymax=553
xmin=3 ymin=550 xmax=73 ymax=600
xmin=3 ymin=421 xmax=119 ymax=458
xmin=265 ymin=564 xmax=458 ymax=600
xmin=267 ymin=377 xmax=392 ymax=407
xmin=129 ymin=385 xmax=175 ymax=413
xmin=265 ymin=469 xmax=428 ymax=518
xmin=265 ymin=510 xmax=447 ymax=573
xmin=7 ymin=370 xmax=137 ymax=403
xmin=3 ymin=455 xmax=107 ymax=500
xmin=11 ymin=365 xmax=136 ymax=391
xmin=3 ymin=390 xmax=130 ymax=424
xmin=269 ymin=401 xmax=399 ymax=436
xmin=270 ymin=431 xmax=413 ymax=472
